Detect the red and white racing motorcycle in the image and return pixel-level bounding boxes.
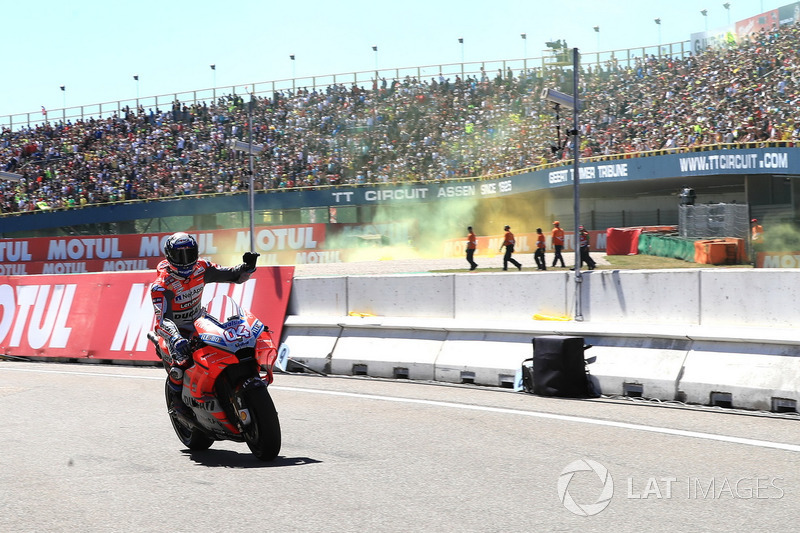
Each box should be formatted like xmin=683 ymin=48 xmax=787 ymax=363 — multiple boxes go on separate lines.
xmin=148 ymin=296 xmax=281 ymax=461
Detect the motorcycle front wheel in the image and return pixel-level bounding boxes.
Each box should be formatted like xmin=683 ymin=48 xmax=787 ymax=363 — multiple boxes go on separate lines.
xmin=242 ymin=386 xmax=281 ymax=461
xmin=164 ymin=381 xmax=214 ymax=451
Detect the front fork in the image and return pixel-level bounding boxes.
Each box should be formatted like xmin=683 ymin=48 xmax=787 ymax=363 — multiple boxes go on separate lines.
xmin=228 ymin=376 xmax=267 ymax=430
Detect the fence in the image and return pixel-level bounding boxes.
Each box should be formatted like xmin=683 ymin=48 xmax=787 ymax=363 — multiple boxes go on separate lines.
xmin=1 ymin=41 xmax=690 ymax=130
xmin=678 ymin=203 xmax=750 ymax=239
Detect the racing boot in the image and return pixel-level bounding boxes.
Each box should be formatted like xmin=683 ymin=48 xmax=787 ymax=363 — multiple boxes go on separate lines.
xmin=167 ymin=369 xmax=193 ymax=419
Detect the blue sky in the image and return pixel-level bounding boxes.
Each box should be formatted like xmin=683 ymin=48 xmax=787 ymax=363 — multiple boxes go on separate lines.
xmin=0 ymin=0 xmax=784 ymax=119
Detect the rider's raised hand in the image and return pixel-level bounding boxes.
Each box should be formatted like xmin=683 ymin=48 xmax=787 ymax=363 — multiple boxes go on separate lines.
xmin=243 ymin=252 xmax=260 ymax=272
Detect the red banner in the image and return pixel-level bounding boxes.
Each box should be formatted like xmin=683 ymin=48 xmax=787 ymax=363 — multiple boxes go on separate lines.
xmin=0 ymin=225 xmax=329 ymax=274
xmin=0 ymin=221 xmax=423 ymax=273
xmin=0 ymin=267 xmax=294 ymax=362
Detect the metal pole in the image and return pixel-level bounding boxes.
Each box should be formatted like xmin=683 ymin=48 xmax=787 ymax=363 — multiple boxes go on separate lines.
xmin=248 ymin=97 xmax=255 ymax=252
xmin=571 ymin=47 xmax=583 ymax=321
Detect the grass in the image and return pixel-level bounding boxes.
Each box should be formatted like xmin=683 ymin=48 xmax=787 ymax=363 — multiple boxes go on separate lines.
xmin=602 ymin=254 xmax=753 ymax=270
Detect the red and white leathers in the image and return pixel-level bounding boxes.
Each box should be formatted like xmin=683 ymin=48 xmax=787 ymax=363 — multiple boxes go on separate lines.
xmin=150 ymin=257 xmax=253 ymax=361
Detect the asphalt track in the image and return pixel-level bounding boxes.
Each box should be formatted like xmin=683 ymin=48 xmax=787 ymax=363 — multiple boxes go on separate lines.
xmin=1 ymin=361 xmax=798 ymax=533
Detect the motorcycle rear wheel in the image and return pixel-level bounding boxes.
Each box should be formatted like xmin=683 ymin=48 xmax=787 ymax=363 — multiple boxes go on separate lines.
xmin=164 ymin=382 xmax=214 ymax=451
xmin=242 ymin=386 xmax=281 ymax=461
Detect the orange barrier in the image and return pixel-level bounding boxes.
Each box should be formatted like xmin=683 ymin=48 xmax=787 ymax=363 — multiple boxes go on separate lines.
xmin=694 ymin=239 xmax=746 ymax=265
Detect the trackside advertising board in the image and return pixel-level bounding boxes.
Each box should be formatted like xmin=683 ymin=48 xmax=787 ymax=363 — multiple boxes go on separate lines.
xmin=0 ymin=226 xmax=326 ymax=275
xmin=0 ymin=267 xmax=294 ymax=361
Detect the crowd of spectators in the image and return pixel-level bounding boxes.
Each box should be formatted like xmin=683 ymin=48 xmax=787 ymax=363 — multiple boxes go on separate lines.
xmin=2 ymin=22 xmax=800 ymax=214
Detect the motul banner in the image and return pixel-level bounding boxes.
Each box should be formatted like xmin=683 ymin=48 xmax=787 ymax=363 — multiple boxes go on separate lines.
xmin=0 ymin=225 xmax=328 ymax=274
xmin=0 ymin=267 xmax=294 ymax=362
xmin=0 ymin=221 xmax=418 ymax=274
xmin=757 ymin=252 xmax=800 ymax=268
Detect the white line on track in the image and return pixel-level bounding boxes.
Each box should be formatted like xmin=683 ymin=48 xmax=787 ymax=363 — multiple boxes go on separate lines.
xmin=4 ymin=366 xmax=799 ymax=453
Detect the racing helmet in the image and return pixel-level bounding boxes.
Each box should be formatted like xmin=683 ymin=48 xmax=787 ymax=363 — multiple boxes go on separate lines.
xmin=164 ymin=232 xmax=198 ymax=277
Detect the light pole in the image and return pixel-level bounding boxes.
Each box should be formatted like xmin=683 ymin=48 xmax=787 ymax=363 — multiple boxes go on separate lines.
xmin=458 ymin=37 xmax=464 ymax=76
xmin=372 ymin=45 xmax=378 ymax=76
xmin=542 ymin=80 xmax=581 ymax=317
xmin=133 ymin=75 xmax=139 ymax=107
xmin=227 ymin=134 xmax=264 ymax=243
xmin=593 ymin=26 xmax=600 ymax=51
xmin=228 ymin=94 xmax=265 ymax=254
xmin=655 ymin=18 xmax=662 ymax=50
xmin=60 ymin=85 xmax=66 ymax=122
xmin=701 ymin=9 xmax=709 ymax=31
xmin=210 ymin=64 xmax=216 ymax=100
xmin=723 ymin=2 xmax=731 ymax=25
xmin=289 ymin=55 xmax=296 ymax=91
xmin=248 ymin=93 xmax=255 ymax=252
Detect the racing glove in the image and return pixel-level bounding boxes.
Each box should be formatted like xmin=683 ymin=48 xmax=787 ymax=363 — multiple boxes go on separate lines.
xmin=169 ymin=337 xmax=192 ymax=366
xmin=243 ymin=252 xmax=260 ymax=272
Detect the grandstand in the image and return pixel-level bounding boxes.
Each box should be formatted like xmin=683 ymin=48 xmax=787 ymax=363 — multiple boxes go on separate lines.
xmin=2 ymin=4 xmax=800 ymax=263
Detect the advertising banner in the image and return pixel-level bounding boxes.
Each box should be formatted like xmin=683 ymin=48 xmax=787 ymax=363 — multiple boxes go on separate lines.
xmin=757 ymin=252 xmax=800 ymax=268
xmin=0 ymin=225 xmax=328 ymax=274
xmin=0 ymin=266 xmax=294 ymax=362
xmin=0 ymin=221 xmax=422 ymax=274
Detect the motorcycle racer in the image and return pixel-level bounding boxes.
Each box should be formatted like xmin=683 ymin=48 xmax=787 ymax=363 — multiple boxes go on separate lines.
xmin=150 ymin=232 xmax=259 ymax=417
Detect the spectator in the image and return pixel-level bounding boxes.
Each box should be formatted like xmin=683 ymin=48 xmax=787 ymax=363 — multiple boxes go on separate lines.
xmin=3 ymin=22 xmax=800 ymax=215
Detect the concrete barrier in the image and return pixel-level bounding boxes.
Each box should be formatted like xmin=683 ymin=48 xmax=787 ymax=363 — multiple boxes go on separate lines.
xmin=434 ymin=331 xmax=533 ymax=387
xmin=582 ymin=270 xmax=700 ymax=324
xmin=697 ymin=270 xmax=800 ymax=328
xmin=281 ymin=270 xmax=800 ymax=412
xmin=679 ymin=340 xmax=800 ymax=411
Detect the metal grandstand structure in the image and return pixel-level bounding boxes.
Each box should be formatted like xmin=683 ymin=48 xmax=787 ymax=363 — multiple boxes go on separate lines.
xmin=1 ymin=40 xmax=691 ymax=130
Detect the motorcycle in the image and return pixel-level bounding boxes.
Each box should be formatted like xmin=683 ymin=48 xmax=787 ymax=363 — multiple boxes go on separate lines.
xmin=147 ymin=295 xmax=281 ymax=461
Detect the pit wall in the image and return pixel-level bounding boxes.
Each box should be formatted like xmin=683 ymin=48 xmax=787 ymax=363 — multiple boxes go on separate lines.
xmin=280 ymin=269 xmax=800 ymax=412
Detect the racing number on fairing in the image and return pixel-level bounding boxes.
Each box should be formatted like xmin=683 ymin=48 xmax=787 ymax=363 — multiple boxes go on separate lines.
xmin=222 ymin=323 xmax=252 ymax=342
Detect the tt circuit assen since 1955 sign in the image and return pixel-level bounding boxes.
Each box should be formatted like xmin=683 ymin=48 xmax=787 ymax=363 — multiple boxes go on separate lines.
xmin=0 ymin=267 xmax=294 ymax=361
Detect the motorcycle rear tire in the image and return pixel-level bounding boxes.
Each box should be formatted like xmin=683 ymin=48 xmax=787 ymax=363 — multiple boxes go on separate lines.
xmin=243 ymin=386 xmax=281 ymax=461
xmin=164 ymin=382 xmax=214 ymax=451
